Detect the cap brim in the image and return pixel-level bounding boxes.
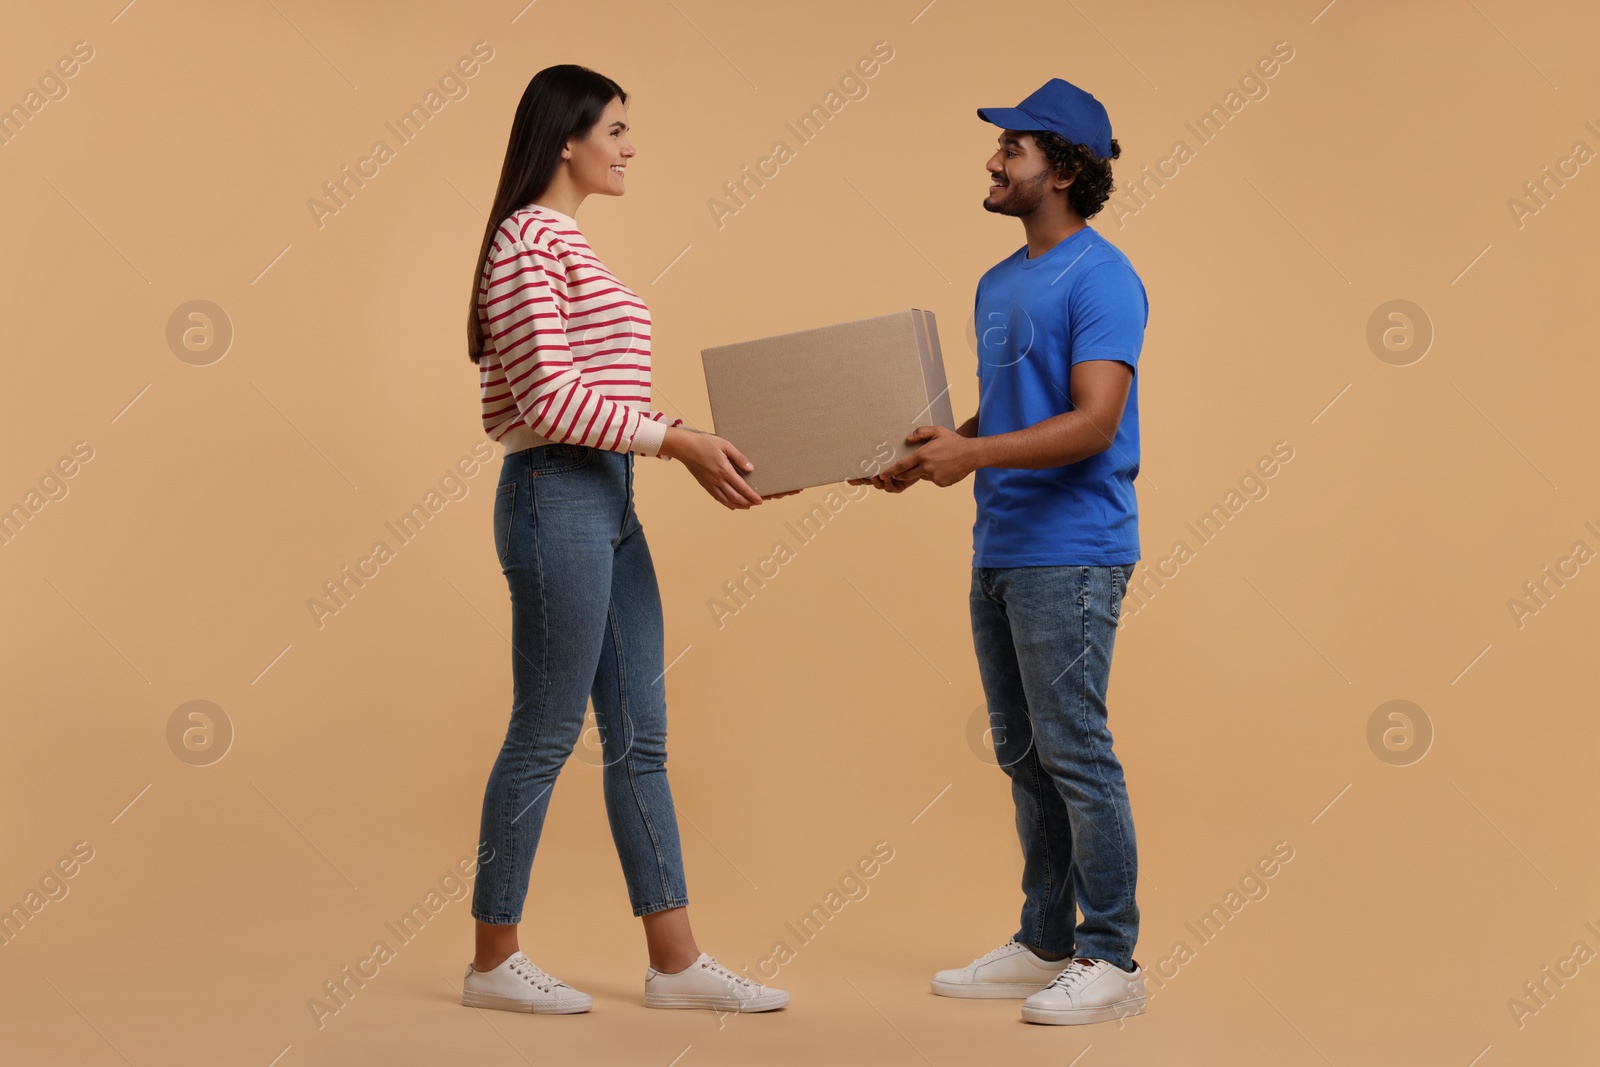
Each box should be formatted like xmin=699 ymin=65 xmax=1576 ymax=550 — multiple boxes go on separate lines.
xmin=976 ymin=106 xmax=1037 ymax=130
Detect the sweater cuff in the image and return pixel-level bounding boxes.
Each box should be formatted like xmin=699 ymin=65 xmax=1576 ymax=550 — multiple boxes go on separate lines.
xmin=630 ymin=415 xmax=668 ymax=458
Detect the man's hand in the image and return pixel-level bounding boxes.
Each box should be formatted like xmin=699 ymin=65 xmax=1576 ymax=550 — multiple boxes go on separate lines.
xmin=846 ymin=473 xmax=918 ymax=493
xmin=880 ymin=425 xmax=982 ymax=488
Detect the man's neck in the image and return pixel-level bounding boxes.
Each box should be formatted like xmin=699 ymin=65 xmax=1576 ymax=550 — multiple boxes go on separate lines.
xmin=1021 ymin=208 xmax=1088 ymax=260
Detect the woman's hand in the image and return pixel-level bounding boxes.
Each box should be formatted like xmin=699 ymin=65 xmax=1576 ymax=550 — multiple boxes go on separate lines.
xmin=661 ymin=427 xmax=764 ymax=510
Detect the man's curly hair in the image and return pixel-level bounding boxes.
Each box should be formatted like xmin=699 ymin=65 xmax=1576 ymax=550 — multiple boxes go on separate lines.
xmin=1031 ymin=130 xmax=1121 ymax=219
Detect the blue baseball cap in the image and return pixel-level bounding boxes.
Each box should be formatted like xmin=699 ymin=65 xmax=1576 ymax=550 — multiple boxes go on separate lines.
xmin=977 ymin=78 xmax=1113 ymax=158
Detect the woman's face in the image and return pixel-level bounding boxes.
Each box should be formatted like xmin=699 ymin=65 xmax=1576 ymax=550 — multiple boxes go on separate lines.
xmin=565 ymin=95 xmax=634 ymax=197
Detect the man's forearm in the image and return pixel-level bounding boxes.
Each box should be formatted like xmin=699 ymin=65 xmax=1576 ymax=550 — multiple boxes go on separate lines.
xmin=971 ymin=409 xmax=1114 ymax=470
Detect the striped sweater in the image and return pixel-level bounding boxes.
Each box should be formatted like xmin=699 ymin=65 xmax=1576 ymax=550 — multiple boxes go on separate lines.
xmin=477 ymin=204 xmax=681 ymax=456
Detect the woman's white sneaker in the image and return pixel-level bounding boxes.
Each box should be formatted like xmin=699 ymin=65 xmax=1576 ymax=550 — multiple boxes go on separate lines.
xmin=461 ymin=951 xmax=593 ymax=1014
xmin=931 ymin=939 xmax=1070 ymax=998
xmin=1020 ymin=957 xmax=1147 ymax=1025
xmin=643 ymin=952 xmax=789 ymax=1012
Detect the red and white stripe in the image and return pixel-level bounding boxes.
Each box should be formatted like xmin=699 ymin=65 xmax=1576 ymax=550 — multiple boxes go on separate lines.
xmin=477 ymin=204 xmax=680 ymax=456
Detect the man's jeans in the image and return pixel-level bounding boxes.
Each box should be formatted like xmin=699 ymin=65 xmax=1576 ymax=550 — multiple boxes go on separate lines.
xmin=969 ymin=563 xmax=1140 ymax=971
xmin=472 ymin=444 xmax=689 ymax=924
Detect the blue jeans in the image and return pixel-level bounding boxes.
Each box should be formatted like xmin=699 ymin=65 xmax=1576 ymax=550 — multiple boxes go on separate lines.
xmin=969 ymin=563 xmax=1140 ymax=971
xmin=472 ymin=444 xmax=689 ymax=924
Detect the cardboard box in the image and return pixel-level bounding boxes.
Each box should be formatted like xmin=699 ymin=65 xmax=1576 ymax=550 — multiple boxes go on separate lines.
xmin=700 ymin=309 xmax=957 ymax=496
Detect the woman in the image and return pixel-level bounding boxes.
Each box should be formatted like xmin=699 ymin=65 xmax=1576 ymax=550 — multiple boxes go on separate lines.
xmin=461 ymin=64 xmax=789 ymax=1015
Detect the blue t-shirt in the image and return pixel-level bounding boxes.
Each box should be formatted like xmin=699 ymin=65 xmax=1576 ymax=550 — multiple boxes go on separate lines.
xmin=972 ymin=225 xmax=1148 ymax=567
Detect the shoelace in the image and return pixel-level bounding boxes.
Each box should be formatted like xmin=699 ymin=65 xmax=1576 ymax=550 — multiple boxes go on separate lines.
xmin=698 ymin=955 xmax=757 ymax=989
xmin=1046 ymin=959 xmax=1101 ymax=992
xmin=975 ymin=939 xmax=1026 ymax=964
xmin=509 ymin=956 xmax=566 ymax=994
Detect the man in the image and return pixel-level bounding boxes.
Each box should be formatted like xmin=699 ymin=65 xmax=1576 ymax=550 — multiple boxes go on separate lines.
xmin=858 ymin=78 xmax=1148 ymax=1026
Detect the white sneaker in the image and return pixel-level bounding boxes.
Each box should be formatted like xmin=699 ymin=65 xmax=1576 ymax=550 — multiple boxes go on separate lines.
xmin=1020 ymin=957 xmax=1147 ymax=1025
xmin=931 ymin=939 xmax=1071 ymax=998
xmin=643 ymin=951 xmax=789 ymax=1012
xmin=460 ymin=951 xmax=593 ymax=1014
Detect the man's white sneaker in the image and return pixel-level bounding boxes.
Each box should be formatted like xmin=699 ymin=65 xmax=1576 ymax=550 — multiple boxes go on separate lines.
xmin=931 ymin=939 xmax=1071 ymax=999
xmin=643 ymin=952 xmax=789 ymax=1012
xmin=1020 ymin=957 xmax=1147 ymax=1025
xmin=460 ymin=951 xmax=593 ymax=1014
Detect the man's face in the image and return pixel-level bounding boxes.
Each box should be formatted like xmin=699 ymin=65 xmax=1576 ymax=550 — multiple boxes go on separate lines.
xmin=983 ymin=130 xmax=1054 ymax=216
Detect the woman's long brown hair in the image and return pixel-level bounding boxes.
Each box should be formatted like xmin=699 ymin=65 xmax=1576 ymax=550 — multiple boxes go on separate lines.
xmin=467 ymin=64 xmax=625 ymax=364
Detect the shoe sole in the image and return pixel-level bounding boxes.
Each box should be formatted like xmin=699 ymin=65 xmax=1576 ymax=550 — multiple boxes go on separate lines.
xmin=930 ymin=979 xmax=1054 ymax=999
xmin=1020 ymin=996 xmax=1147 ymax=1025
xmin=644 ymin=991 xmax=790 ymax=1012
xmin=460 ymin=989 xmax=593 ymax=1014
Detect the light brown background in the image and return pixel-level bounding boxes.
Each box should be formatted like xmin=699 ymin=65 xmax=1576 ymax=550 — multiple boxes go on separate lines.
xmin=3 ymin=1 xmax=1597 ymax=1064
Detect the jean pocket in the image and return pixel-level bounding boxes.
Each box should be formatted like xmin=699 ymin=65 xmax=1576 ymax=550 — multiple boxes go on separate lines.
xmin=493 ymin=481 xmax=516 ymax=565
xmin=531 ymin=444 xmax=592 ymax=476
xmin=1110 ymin=564 xmax=1132 ymax=618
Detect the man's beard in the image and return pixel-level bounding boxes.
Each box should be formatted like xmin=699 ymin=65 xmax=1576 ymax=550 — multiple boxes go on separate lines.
xmin=983 ymin=169 xmax=1050 ymax=216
